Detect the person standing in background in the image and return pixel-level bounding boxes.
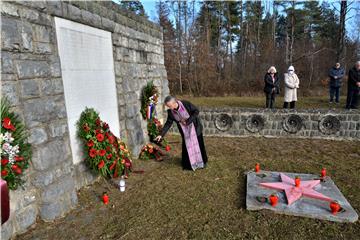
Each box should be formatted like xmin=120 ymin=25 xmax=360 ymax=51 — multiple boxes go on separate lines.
xmin=346 ymin=61 xmax=360 ymax=109
xmin=264 ymin=66 xmax=280 ymax=109
xmin=328 ymin=62 xmax=344 ymax=104
xmin=283 ymin=66 xmax=300 ymax=109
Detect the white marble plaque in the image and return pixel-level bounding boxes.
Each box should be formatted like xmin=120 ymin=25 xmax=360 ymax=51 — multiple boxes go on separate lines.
xmin=55 ymin=17 xmax=120 ymax=164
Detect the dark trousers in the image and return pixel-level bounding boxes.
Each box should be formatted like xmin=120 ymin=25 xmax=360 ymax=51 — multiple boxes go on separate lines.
xmin=346 ymin=88 xmax=359 ymax=109
xmin=329 ymin=87 xmax=340 ymax=103
xmin=283 ymin=101 xmax=296 ymax=109
xmin=265 ymin=92 xmax=276 ymax=108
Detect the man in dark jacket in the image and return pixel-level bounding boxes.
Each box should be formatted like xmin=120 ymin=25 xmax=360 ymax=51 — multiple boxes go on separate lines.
xmin=328 ymin=63 xmax=344 ymax=104
xmin=155 ymin=96 xmax=208 ymax=171
xmin=263 ymin=66 xmax=280 ymax=108
xmin=346 ymin=61 xmax=360 ymax=109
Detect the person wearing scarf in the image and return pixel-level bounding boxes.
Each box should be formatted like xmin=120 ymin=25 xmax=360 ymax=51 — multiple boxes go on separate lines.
xmin=283 ymin=65 xmax=300 ymax=109
xmin=264 ymin=66 xmax=280 ymax=108
xmin=155 ymin=96 xmax=208 ymax=171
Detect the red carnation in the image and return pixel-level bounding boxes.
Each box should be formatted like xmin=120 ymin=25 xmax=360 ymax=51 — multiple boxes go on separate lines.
xmin=103 ymin=123 xmax=109 ymax=129
xmin=107 ymin=135 xmax=115 ymax=144
xmin=95 ymin=118 xmax=101 ymax=126
xmin=165 ymin=145 xmax=171 ymax=152
xmin=1 ymin=170 xmax=8 ymax=177
xmin=2 ymin=117 xmax=16 ymax=131
xmin=96 ymin=133 xmax=104 ymax=142
xmin=95 ymin=129 xmax=102 ymax=134
xmin=106 ymin=153 xmax=112 ymax=160
xmin=83 ymin=124 xmax=90 ymax=132
xmin=98 ymin=160 xmax=105 ymax=169
xmin=106 ymin=146 xmax=111 ymax=152
xmin=89 ymin=148 xmax=97 ymax=158
xmin=11 ymin=164 xmax=22 ymax=174
xmin=1 ymin=158 xmax=9 ymax=166
xmin=124 ymin=158 xmax=132 ymax=168
xmin=87 ymin=140 xmax=94 ymax=147
xmin=98 ymin=149 xmax=106 ymax=157
xmin=14 ymin=156 xmax=24 ymax=162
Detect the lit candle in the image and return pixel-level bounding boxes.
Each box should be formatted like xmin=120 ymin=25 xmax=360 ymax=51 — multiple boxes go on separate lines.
xmin=255 ymin=163 xmax=260 ymax=173
xmin=295 ymin=176 xmax=301 ymax=187
xmin=330 ymin=201 xmax=341 ymax=215
xmin=321 ymin=168 xmax=326 ymax=178
xmin=102 ymin=193 xmax=109 ymax=205
xmin=269 ymin=194 xmax=278 ymax=207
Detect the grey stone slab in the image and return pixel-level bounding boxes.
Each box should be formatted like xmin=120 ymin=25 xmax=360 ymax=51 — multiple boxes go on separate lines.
xmin=28 ymin=127 xmax=48 ymax=145
xmin=32 ymin=140 xmax=70 ymax=171
xmin=246 ymin=171 xmax=358 ymax=223
xmin=15 ymin=60 xmax=50 ymax=79
xmin=15 ymin=205 xmax=37 ymax=232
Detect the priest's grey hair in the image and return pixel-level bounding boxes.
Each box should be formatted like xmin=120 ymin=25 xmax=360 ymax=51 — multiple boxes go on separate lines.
xmin=164 ymin=95 xmax=176 ymax=104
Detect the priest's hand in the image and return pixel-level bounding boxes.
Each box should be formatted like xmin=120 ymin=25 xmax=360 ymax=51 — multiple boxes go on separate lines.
xmin=154 ymin=135 xmax=162 ymax=142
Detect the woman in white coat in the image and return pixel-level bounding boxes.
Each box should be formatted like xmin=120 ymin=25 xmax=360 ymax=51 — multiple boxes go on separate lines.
xmin=283 ymin=66 xmax=300 ymax=109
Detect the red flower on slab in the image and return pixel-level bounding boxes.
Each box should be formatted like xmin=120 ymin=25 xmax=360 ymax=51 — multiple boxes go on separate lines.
xmin=2 ymin=117 xmax=16 ymax=131
xmin=98 ymin=149 xmax=106 ymax=157
xmin=98 ymin=160 xmax=105 ymax=169
xmin=89 ymin=148 xmax=97 ymax=158
xmin=1 ymin=170 xmax=8 ymax=177
xmin=14 ymin=156 xmax=24 ymax=162
xmin=165 ymin=145 xmax=171 ymax=152
xmin=96 ymin=133 xmax=105 ymax=142
xmin=87 ymin=140 xmax=94 ymax=147
xmin=1 ymin=158 xmax=9 ymax=166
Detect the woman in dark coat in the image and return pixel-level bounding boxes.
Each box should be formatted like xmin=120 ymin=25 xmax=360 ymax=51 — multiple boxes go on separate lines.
xmin=264 ymin=66 xmax=280 ymax=108
xmin=155 ymin=96 xmax=208 ymax=170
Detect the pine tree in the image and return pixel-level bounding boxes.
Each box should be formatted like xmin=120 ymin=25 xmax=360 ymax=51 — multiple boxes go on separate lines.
xmin=120 ymin=0 xmax=147 ymax=17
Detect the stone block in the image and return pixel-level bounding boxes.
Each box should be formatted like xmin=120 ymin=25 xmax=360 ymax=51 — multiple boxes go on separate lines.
xmin=32 ymin=25 xmax=51 ymax=43
xmin=20 ymin=79 xmax=40 ymax=98
xmin=20 ymin=22 xmax=33 ymax=51
xmin=66 ymin=4 xmax=82 ymax=22
xmin=1 ymin=81 xmax=19 ymax=106
xmin=15 ymin=60 xmax=50 ymax=79
xmin=32 ymin=140 xmax=70 ymax=171
xmin=34 ymin=42 xmax=52 ymax=54
xmin=1 ymin=2 xmax=20 ymax=17
xmin=101 ymin=17 xmax=115 ymax=32
xmin=1 ymin=52 xmax=14 ymax=74
xmin=19 ymin=7 xmax=39 ymax=22
xmin=23 ymin=98 xmax=64 ymax=126
xmin=1 ymin=17 xmax=21 ymax=50
xmin=0 ymin=219 xmax=13 ymax=240
xmin=46 ymin=0 xmax=63 ymax=16
xmin=28 ymin=127 xmax=48 ymax=145
xmin=41 ymin=176 xmax=75 ymax=203
xmin=40 ymin=201 xmax=62 ymax=221
xmin=15 ymin=205 xmax=37 ymax=233
xmin=40 ymin=78 xmax=63 ymax=95
xmin=48 ymin=121 xmax=68 ymax=138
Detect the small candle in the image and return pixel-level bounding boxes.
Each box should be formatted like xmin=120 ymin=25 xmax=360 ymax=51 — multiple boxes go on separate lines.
xmin=321 ymin=168 xmax=326 ymax=178
xmin=269 ymin=194 xmax=278 ymax=207
xmin=330 ymin=201 xmax=340 ymax=215
xmin=102 ymin=193 xmax=109 ymax=205
xmin=295 ymin=177 xmax=301 ymax=187
xmin=255 ymin=163 xmax=260 ymax=173
xmin=119 ymin=177 xmax=126 ymax=192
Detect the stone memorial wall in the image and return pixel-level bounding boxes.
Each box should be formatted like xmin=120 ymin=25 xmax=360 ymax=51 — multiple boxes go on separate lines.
xmin=1 ymin=1 xmax=169 ymax=239
xmin=169 ymin=107 xmax=360 ymax=140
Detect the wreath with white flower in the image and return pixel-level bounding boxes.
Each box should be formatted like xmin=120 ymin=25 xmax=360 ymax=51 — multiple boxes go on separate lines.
xmin=1 ymin=99 xmax=32 ymax=190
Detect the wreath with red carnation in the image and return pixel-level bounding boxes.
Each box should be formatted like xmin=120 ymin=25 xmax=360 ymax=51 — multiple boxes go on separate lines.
xmin=1 ymin=98 xmax=32 ymax=190
xmin=77 ymin=108 xmax=132 ymax=178
xmin=139 ymin=143 xmax=170 ymax=161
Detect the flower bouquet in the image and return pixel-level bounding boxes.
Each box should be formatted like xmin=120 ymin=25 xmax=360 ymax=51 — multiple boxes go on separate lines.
xmin=77 ymin=108 xmax=132 ymax=178
xmin=139 ymin=143 xmax=170 ymax=161
xmin=1 ymin=99 xmax=32 ymax=190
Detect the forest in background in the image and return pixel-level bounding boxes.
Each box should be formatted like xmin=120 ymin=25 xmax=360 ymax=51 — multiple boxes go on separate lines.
xmin=120 ymin=0 xmax=360 ymax=96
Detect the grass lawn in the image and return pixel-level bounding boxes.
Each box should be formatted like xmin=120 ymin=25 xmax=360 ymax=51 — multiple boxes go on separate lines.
xmin=16 ymin=135 xmax=360 ymax=240
xmin=179 ymin=96 xmax=348 ymax=109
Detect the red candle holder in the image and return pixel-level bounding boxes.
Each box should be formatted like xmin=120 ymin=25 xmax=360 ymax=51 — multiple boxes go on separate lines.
xmin=269 ymin=194 xmax=278 ymax=207
xmin=295 ymin=177 xmax=301 ymax=187
xmin=255 ymin=163 xmax=260 ymax=173
xmin=321 ymin=168 xmax=326 ymax=178
xmin=102 ymin=193 xmax=109 ymax=205
xmin=330 ymin=201 xmax=341 ymax=215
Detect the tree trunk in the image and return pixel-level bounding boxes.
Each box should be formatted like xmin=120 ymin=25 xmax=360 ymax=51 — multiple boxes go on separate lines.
xmin=337 ymin=1 xmax=347 ymax=62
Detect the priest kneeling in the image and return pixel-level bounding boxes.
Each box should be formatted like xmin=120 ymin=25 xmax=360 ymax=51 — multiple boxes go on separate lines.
xmin=155 ymin=96 xmax=208 ymax=171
